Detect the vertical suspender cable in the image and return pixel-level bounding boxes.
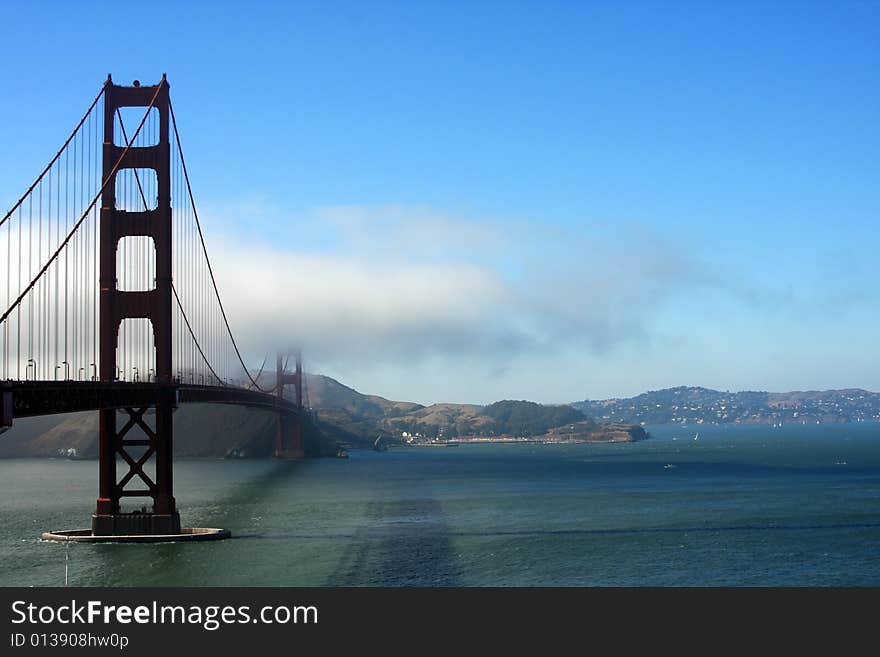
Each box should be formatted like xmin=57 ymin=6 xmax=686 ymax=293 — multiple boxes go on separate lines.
xmin=38 ymin=179 xmax=43 ymax=378
xmin=64 ymin=141 xmax=69 ymax=377
xmin=169 ymin=101 xmax=275 ymax=392
xmin=0 ymin=83 xmax=162 ymax=341
xmin=16 ymin=206 xmax=21 ymax=379
xmin=27 ymin=190 xmax=32 ymax=375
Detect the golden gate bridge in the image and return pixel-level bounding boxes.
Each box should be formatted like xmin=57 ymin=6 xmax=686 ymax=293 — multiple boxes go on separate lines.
xmin=1 ymin=75 xmax=305 ymax=541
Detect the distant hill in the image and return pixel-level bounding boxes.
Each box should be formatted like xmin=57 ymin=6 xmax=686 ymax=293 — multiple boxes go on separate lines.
xmin=573 ymin=386 xmax=880 ymax=426
xmin=307 ymin=374 xmax=423 ymax=418
xmin=481 ymin=400 xmax=588 ymax=437
xmin=323 ymin=394 xmax=641 ymax=444
xmin=8 ymin=380 xmax=877 ymax=458
xmin=0 ymin=374 xmax=645 ymax=457
xmin=0 ymin=373 xmax=341 ymax=459
xmin=308 ymin=381 xmax=606 ymax=443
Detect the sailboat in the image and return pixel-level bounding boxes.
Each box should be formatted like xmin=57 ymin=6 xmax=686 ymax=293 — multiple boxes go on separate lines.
xmin=693 ymin=432 xmax=699 ymax=441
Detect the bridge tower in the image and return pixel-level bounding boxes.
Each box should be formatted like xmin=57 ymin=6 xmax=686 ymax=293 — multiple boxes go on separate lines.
xmin=275 ymin=351 xmax=304 ymax=458
xmin=93 ymin=76 xmax=179 ymax=535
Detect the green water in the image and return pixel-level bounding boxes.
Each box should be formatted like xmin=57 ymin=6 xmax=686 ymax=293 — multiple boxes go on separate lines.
xmin=2 ymin=422 xmax=880 ymax=586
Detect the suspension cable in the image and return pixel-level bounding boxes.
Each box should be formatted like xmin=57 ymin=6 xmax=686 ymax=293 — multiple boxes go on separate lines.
xmin=247 ymin=354 xmax=272 ymax=391
xmin=0 ymin=81 xmax=107 ymax=230
xmin=0 ymin=83 xmax=163 ymax=326
xmin=170 ymin=284 xmax=226 ymax=385
xmin=169 ymin=99 xmax=275 ymax=393
xmin=126 ymin=103 xmax=263 ymax=390
xmin=119 ymin=105 xmax=232 ymax=389
xmin=115 ymin=108 xmax=149 ymax=208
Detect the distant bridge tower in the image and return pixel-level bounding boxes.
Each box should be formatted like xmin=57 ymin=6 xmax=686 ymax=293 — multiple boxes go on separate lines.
xmin=275 ymin=351 xmax=304 ymax=458
xmin=93 ymin=76 xmax=179 ymax=535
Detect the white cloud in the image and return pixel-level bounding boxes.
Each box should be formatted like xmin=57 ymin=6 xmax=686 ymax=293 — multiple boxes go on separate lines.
xmin=204 ymin=204 xmax=704 ymax=375
xmin=211 ymin=241 xmax=520 ymax=364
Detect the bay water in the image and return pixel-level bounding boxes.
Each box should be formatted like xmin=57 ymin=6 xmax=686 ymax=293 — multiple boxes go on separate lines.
xmin=1 ymin=422 xmax=879 ymax=586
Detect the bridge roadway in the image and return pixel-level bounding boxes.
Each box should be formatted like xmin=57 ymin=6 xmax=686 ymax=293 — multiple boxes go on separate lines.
xmin=1 ymin=380 xmax=298 ymax=422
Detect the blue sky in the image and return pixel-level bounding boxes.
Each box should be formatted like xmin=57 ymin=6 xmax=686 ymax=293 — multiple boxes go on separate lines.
xmin=1 ymin=1 xmax=878 ymax=404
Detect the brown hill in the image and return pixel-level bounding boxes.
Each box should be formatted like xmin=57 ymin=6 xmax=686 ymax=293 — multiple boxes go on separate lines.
xmin=538 ymin=421 xmax=647 ymax=443
xmin=0 ymin=373 xmax=643 ymax=456
xmin=382 ymin=403 xmax=494 ymax=438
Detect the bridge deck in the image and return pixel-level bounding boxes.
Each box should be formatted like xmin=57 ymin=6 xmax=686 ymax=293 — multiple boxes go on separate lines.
xmin=0 ymin=381 xmax=297 ymax=420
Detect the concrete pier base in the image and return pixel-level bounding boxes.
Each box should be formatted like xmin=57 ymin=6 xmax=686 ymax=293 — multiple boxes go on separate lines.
xmin=92 ymin=512 xmax=181 ymax=536
xmin=41 ymin=527 xmax=230 ymax=543
xmin=274 ymin=450 xmax=305 ymax=460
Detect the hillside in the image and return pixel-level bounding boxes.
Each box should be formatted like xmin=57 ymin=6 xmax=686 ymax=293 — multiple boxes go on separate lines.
xmin=315 ymin=389 xmax=641 ymax=444
xmin=382 ymin=403 xmax=492 ymax=439
xmin=0 ymin=374 xmax=646 ymax=457
xmin=574 ymin=386 xmax=880 ymax=426
xmin=0 ymin=406 xmax=331 ymax=459
xmin=482 ymin=400 xmax=587 ymax=436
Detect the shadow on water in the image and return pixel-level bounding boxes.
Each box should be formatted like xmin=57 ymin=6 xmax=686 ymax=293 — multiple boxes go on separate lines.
xmin=325 ymin=498 xmax=461 ymax=586
xmin=80 ymin=460 xmax=306 ymax=585
xmin=214 ymin=454 xmax=463 ymax=585
xmin=208 ymin=460 xmax=306 ymax=516
xmin=239 ymin=520 xmax=880 ymax=541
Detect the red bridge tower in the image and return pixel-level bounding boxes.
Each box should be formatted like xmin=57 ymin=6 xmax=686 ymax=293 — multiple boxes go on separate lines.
xmin=276 ymin=351 xmax=304 ymax=458
xmin=93 ymin=76 xmax=179 ymax=535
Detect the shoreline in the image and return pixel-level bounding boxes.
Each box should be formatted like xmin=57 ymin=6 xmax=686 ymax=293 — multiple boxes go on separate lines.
xmin=404 ymin=437 xmax=640 ymax=446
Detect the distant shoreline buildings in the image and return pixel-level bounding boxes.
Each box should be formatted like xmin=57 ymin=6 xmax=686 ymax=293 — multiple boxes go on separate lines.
xmin=574 ymin=386 xmax=880 ymax=426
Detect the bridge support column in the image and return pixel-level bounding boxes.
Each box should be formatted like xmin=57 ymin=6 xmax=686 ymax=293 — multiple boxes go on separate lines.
xmin=92 ymin=390 xmax=179 ymax=535
xmin=275 ymin=415 xmax=304 ymax=459
xmin=154 ymin=392 xmax=176 ymax=517
xmin=275 ymin=352 xmax=304 ymax=459
xmin=92 ymin=75 xmax=180 ymax=536
xmin=1 ymin=391 xmax=12 ymax=428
